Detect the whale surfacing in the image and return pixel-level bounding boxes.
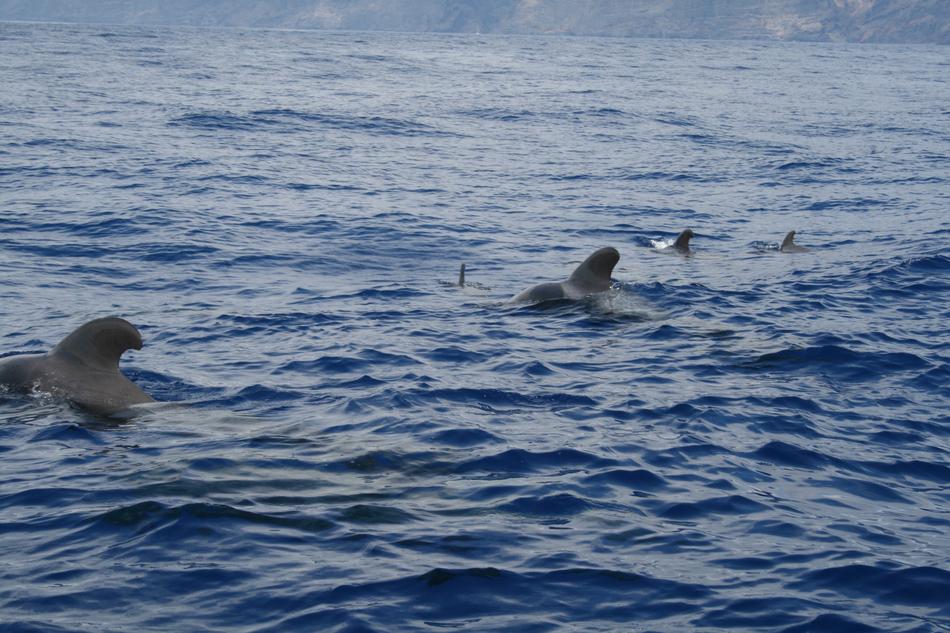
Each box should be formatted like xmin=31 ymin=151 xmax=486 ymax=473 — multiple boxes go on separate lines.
xmin=511 ymin=247 xmax=620 ymax=304
xmin=672 ymin=229 xmax=694 ymax=253
xmin=780 ymin=230 xmax=809 ymax=253
xmin=0 ymin=317 xmax=155 ymax=415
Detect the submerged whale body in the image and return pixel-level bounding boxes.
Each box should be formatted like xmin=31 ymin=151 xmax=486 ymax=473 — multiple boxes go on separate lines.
xmin=0 ymin=317 xmax=155 ymax=415
xmin=511 ymin=247 xmax=620 ymax=304
xmin=780 ymin=230 xmax=810 ymax=253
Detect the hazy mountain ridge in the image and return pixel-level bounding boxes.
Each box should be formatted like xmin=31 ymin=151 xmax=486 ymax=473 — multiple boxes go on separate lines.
xmin=0 ymin=0 xmax=946 ymax=44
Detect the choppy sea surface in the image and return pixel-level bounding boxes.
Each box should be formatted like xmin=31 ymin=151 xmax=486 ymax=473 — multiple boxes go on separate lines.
xmin=1 ymin=21 xmax=949 ymax=632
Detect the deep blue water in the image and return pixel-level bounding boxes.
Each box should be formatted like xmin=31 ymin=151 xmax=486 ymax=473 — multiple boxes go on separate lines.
xmin=1 ymin=21 xmax=949 ymax=632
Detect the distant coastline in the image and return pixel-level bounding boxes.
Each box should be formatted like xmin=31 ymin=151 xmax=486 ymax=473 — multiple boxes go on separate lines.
xmin=0 ymin=0 xmax=947 ymax=45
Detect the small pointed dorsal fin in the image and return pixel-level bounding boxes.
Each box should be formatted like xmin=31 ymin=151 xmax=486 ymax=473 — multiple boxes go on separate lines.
xmin=781 ymin=230 xmax=796 ymax=250
xmin=50 ymin=317 xmax=144 ymax=372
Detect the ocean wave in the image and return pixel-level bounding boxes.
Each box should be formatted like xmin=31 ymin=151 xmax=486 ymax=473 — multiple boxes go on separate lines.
xmin=790 ymin=564 xmax=950 ymax=610
xmin=454 ymin=448 xmax=617 ymax=475
xmin=251 ymin=108 xmax=459 ymax=137
xmin=90 ymin=500 xmax=336 ymax=537
xmin=743 ymin=345 xmax=929 ymax=379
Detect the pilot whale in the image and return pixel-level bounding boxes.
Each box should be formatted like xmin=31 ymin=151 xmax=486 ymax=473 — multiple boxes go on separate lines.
xmin=511 ymin=247 xmax=620 ymax=303
xmin=780 ymin=230 xmax=809 ymax=253
xmin=0 ymin=317 xmax=155 ymax=415
xmin=672 ymin=229 xmax=694 ymax=253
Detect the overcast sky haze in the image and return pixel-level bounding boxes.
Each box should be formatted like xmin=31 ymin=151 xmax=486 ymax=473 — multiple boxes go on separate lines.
xmin=0 ymin=0 xmax=946 ymax=44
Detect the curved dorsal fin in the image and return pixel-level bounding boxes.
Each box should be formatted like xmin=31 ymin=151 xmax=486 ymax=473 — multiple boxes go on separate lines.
xmin=673 ymin=229 xmax=694 ymax=251
xmin=50 ymin=317 xmax=144 ymax=372
xmin=568 ymin=246 xmax=620 ymax=290
xmin=781 ymin=230 xmax=797 ymax=250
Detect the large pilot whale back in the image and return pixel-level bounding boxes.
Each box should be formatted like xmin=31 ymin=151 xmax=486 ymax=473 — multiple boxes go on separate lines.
xmin=511 ymin=247 xmax=620 ymax=303
xmin=0 ymin=317 xmax=155 ymax=415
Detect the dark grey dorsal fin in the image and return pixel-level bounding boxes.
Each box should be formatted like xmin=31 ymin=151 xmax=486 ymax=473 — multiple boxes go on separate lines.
xmin=673 ymin=229 xmax=694 ymax=251
xmin=568 ymin=247 xmax=620 ymax=292
xmin=50 ymin=317 xmax=144 ymax=372
xmin=781 ymin=230 xmax=796 ymax=250
xmin=458 ymin=263 xmax=466 ymax=287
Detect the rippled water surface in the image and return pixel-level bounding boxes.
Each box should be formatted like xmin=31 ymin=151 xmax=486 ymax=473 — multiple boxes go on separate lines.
xmin=1 ymin=22 xmax=949 ymax=632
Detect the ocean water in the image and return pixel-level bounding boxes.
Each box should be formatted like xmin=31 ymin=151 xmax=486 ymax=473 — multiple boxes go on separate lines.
xmin=1 ymin=20 xmax=948 ymax=632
